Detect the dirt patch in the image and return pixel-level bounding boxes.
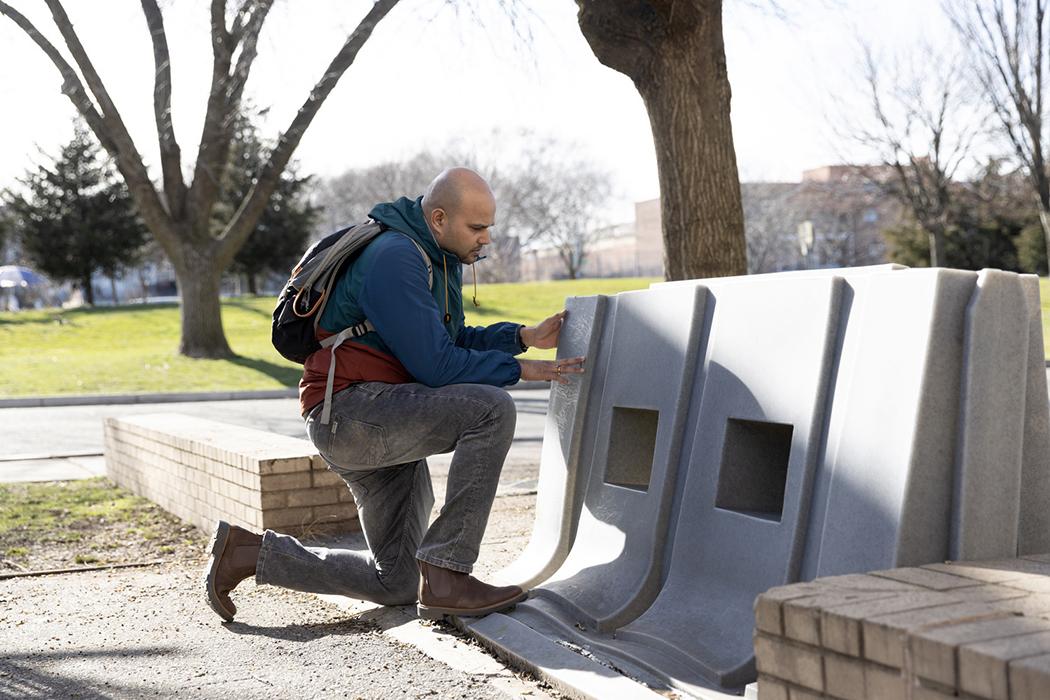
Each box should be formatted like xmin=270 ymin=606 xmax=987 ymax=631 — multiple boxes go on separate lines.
xmin=0 ymin=455 xmax=540 ymax=578
xmin=0 ymin=478 xmax=206 ymax=574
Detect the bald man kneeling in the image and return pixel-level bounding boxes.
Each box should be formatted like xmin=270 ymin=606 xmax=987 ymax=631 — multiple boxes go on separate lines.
xmin=203 ymin=167 xmax=585 ymax=621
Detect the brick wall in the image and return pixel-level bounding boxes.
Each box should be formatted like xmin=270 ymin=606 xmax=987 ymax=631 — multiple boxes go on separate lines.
xmin=754 ymin=556 xmax=1050 ymax=699
xmin=104 ymin=413 xmax=358 ymax=536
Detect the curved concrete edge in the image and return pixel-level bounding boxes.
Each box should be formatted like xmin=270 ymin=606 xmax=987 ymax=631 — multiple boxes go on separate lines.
xmin=464 ymin=613 xmax=672 ymax=700
xmin=0 ymin=381 xmax=550 ymax=409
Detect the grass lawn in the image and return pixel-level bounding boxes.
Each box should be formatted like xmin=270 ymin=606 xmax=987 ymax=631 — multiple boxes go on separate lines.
xmin=0 ymin=278 xmax=657 ymax=397
xmin=0 ymin=477 xmax=204 ymax=572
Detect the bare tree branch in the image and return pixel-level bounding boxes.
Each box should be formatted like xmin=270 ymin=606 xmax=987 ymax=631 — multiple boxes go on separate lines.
xmin=845 ymin=39 xmax=982 ymax=266
xmin=216 ymin=0 xmax=400 ymax=265
xmin=945 ymin=0 xmax=1050 ymax=262
xmin=43 ymin=0 xmax=149 ymax=166
xmin=186 ymin=0 xmax=239 ymax=239
xmin=227 ymin=0 xmax=274 ymax=106
xmin=229 ymin=0 xmax=256 ymax=41
xmin=140 ymin=0 xmax=186 ymax=219
xmin=0 ymin=0 xmax=175 ymax=248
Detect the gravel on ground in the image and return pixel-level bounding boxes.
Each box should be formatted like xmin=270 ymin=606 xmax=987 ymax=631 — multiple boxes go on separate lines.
xmin=0 ymin=449 xmax=554 ymax=699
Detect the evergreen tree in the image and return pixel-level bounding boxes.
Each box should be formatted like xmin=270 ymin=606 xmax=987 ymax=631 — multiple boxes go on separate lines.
xmin=5 ymin=121 xmax=148 ymax=305
xmin=217 ymin=113 xmax=321 ymax=295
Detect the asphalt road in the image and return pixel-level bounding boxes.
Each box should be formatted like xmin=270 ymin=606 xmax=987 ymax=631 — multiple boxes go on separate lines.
xmin=0 ymin=389 xmax=550 ymax=459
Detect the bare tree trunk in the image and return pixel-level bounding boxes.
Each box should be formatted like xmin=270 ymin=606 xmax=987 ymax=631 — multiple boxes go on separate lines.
xmin=928 ymin=227 xmax=946 ymax=267
xmin=173 ymin=245 xmax=231 ymax=357
xmin=109 ymin=276 xmax=119 ymax=304
xmin=576 ymin=0 xmax=747 ymax=281
xmin=247 ymin=273 xmax=258 ymax=296
xmin=642 ymin=54 xmax=746 ymax=279
xmin=82 ymin=273 xmax=94 ymax=306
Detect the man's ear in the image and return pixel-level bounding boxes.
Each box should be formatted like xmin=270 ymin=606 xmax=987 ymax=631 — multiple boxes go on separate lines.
xmin=430 ymin=208 xmax=447 ymax=236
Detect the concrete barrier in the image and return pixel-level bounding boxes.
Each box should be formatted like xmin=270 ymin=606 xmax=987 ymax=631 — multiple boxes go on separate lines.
xmin=493 ymin=294 xmax=609 ymax=590
xmin=952 ymin=270 xmax=1030 ymax=560
xmin=521 ymin=285 xmax=707 ymax=632
xmin=1019 ymin=274 xmax=1050 ymax=555
xmin=596 ymin=274 xmax=845 ymax=692
xmin=476 ymin=265 xmax=1050 ymax=697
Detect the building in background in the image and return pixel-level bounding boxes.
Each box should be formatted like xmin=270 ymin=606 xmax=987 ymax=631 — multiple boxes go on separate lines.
xmin=520 ymin=199 xmax=665 ymax=280
xmin=520 ymin=165 xmax=905 ymax=282
xmin=744 ymin=166 xmax=903 ymax=274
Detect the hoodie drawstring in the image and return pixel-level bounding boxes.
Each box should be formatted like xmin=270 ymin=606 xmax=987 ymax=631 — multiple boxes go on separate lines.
xmin=440 ymin=254 xmax=481 ymax=325
xmin=442 ymin=256 xmax=451 ymax=324
xmin=472 ymin=264 xmax=479 ymax=308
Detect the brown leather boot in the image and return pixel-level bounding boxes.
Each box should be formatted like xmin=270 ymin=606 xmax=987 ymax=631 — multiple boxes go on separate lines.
xmin=203 ymin=520 xmax=262 ymax=622
xmin=416 ymin=560 xmax=526 ymax=620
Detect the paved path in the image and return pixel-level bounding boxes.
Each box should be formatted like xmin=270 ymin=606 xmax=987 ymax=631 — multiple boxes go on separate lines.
xmin=0 ymin=390 xmax=558 ymax=698
xmin=0 ymin=390 xmax=549 ymax=483
xmin=0 ymin=562 xmax=557 ymax=700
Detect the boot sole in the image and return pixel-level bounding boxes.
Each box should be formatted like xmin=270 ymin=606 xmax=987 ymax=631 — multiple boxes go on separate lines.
xmin=416 ymin=590 xmax=528 ymax=621
xmin=202 ymin=520 xmax=235 ymax=622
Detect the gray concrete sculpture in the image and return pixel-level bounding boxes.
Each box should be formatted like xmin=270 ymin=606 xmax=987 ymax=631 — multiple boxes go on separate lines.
xmin=477 ymin=266 xmax=1049 ymax=698
xmin=523 ymin=285 xmax=707 ymax=631
xmin=1019 ymin=274 xmax=1050 ymax=555
xmin=493 ymin=294 xmax=608 ymax=590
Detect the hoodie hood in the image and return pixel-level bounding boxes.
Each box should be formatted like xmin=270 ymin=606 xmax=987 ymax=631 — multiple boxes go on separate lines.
xmin=369 ymin=196 xmax=458 ymax=266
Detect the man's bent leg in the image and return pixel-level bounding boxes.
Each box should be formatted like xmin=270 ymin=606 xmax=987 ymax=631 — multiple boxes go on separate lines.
xmin=255 ymin=458 xmax=433 ymax=605
xmin=253 ymin=382 xmax=520 ymax=614
xmin=410 ymin=385 xmax=516 ymax=572
xmin=307 ymin=381 xmax=518 ymax=573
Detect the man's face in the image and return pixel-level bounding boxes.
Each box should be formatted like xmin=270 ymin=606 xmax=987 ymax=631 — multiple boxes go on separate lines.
xmin=430 ymin=187 xmax=495 ymax=264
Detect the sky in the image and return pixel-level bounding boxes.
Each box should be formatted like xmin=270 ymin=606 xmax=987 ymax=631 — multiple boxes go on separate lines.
xmin=0 ymin=0 xmax=958 ymax=220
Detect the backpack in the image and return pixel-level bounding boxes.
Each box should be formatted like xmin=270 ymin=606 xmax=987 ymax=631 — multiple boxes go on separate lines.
xmin=271 ymin=219 xmax=432 ymax=423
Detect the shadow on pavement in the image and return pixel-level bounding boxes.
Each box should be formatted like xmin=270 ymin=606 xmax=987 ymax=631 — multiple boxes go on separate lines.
xmin=222 ymin=299 xmax=273 ymax=319
xmin=0 ymin=646 xmax=178 ymax=699
xmin=227 ymin=355 xmax=301 ymax=386
xmin=221 ymin=615 xmax=377 ymax=643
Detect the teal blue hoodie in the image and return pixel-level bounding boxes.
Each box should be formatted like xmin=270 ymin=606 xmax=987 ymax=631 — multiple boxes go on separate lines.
xmin=318 ymin=196 xmax=523 ymax=387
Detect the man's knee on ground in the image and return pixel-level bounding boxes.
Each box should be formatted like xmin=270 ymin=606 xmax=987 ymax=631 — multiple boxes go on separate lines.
xmin=372 ymin=563 xmax=419 ymax=606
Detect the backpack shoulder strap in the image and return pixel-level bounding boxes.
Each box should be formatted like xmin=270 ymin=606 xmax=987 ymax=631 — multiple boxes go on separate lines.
xmin=316 ymin=230 xmax=432 ymax=425
xmin=400 ymin=235 xmax=434 ymax=289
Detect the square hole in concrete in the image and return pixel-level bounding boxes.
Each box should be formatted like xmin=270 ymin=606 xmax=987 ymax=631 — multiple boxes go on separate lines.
xmin=604 ymin=407 xmax=659 ymax=491
xmin=715 ymin=418 xmax=793 ymax=522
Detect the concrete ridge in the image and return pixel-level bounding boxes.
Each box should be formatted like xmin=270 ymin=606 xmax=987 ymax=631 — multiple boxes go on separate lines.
xmin=0 ymin=381 xmax=550 ymax=409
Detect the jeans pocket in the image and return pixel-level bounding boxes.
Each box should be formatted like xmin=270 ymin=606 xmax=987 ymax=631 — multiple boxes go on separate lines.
xmin=323 ymin=417 xmax=389 ymax=469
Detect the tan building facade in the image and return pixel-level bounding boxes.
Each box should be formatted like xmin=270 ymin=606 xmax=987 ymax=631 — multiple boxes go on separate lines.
xmin=519 ymin=166 xmax=904 ymax=282
xmin=519 ymin=199 xmax=665 ymax=281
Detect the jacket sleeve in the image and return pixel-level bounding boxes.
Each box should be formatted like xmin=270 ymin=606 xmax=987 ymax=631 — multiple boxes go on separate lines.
xmin=456 ymin=322 xmax=524 ymax=355
xmin=359 ymin=240 xmax=522 ymax=387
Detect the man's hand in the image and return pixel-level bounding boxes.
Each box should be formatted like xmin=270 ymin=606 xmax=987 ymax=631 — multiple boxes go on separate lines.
xmin=518 ymin=356 xmax=586 ymax=385
xmin=521 ymin=310 xmax=568 ymax=350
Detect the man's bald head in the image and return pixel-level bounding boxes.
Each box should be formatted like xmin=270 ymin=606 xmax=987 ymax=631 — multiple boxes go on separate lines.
xmin=422 ymin=167 xmax=493 ymax=220
xmin=421 ymin=167 xmax=496 ymax=264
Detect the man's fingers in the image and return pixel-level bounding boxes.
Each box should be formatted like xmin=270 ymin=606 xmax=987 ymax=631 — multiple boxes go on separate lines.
xmin=550 ymin=356 xmax=586 ymax=383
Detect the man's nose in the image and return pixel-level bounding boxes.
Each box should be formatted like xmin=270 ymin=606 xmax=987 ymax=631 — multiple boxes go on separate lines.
xmin=479 ymin=230 xmax=491 ymax=245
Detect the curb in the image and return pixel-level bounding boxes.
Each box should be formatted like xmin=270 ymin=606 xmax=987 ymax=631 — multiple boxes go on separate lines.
xmin=0 ymin=382 xmax=552 ymax=409
xmin=0 ymin=388 xmax=299 ymax=408
xmin=0 ymin=450 xmax=103 ymax=463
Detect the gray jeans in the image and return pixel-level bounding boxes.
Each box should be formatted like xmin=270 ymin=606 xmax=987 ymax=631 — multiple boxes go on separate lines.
xmin=255 ymin=381 xmax=516 ymax=605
